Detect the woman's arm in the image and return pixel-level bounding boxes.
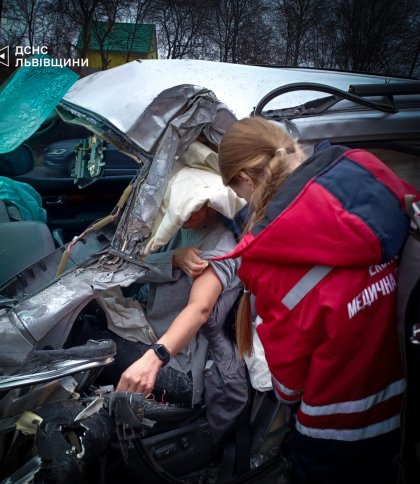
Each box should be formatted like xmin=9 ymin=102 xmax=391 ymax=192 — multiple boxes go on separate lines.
xmin=116 ymin=266 xmax=222 ymax=394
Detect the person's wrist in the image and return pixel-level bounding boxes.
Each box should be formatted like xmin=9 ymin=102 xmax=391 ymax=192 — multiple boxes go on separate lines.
xmin=150 ymin=343 xmax=171 ymax=367
xmin=145 ymin=348 xmax=164 ymax=368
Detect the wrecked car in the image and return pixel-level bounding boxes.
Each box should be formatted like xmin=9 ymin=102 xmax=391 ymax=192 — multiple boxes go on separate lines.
xmin=0 ymin=58 xmax=420 ymax=483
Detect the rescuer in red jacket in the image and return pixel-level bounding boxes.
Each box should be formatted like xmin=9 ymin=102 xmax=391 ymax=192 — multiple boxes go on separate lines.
xmin=217 ymin=116 xmax=419 ymax=484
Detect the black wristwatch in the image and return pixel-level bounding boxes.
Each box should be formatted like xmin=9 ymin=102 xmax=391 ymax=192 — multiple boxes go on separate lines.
xmin=150 ymin=343 xmax=171 ymax=367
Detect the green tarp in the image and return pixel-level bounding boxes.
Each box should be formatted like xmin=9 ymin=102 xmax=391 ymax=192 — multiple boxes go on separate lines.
xmin=0 ymin=176 xmax=47 ymax=222
xmin=0 ymin=54 xmax=79 ymax=154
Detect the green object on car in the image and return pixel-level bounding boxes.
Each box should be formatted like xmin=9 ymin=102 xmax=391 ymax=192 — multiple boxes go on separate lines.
xmin=0 ymin=54 xmax=79 ymax=154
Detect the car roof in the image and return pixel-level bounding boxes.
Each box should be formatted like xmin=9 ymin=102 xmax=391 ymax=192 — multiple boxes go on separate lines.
xmin=63 ymin=59 xmax=419 ymax=119
xmin=60 ymin=59 xmax=420 ymax=150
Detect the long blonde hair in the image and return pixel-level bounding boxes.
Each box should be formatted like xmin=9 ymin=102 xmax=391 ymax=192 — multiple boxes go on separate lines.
xmin=218 ymin=117 xmax=305 ymax=356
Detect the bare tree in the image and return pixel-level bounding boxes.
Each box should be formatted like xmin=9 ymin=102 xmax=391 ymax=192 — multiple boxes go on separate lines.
xmin=121 ymin=0 xmax=153 ymax=62
xmin=270 ymin=0 xmax=327 ymax=66
xmin=2 ymin=0 xmax=54 ymax=49
xmin=269 ymin=0 xmax=418 ymax=76
xmin=49 ymin=0 xmax=102 ymax=65
xmin=46 ymin=0 xmax=136 ymax=71
xmin=334 ymin=0 xmax=412 ymax=74
xmin=206 ymin=0 xmax=268 ymax=64
xmin=1 ymin=0 xmax=418 ymax=77
xmin=152 ymin=0 xmax=208 ymax=59
xmin=21 ymin=0 xmax=40 ymax=47
xmin=90 ymin=0 xmax=127 ymax=69
xmin=234 ymin=9 xmax=276 ymax=65
xmin=403 ymin=0 xmax=420 ymax=77
xmin=48 ymin=0 xmax=154 ymax=68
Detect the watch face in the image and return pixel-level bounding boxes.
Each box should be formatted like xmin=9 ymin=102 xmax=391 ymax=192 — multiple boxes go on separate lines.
xmin=153 ymin=344 xmax=170 ymax=364
xmin=155 ymin=345 xmax=166 ymax=359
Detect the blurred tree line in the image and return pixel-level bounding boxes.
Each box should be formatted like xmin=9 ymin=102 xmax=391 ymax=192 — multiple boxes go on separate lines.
xmin=0 ymin=0 xmax=419 ymax=78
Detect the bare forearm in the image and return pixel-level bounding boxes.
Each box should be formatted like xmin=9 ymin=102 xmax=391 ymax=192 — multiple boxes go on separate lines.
xmin=117 ymin=267 xmax=222 ymax=394
xmin=158 ymin=302 xmax=210 ymax=356
xmin=116 ymin=303 xmax=208 ymax=393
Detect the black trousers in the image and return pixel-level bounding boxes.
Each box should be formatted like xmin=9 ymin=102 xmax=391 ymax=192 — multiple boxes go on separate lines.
xmin=68 ymin=320 xmax=194 ymax=406
xmin=290 ymin=428 xmax=400 ymax=484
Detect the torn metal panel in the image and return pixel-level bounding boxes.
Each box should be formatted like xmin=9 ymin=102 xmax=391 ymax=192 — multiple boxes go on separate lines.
xmin=0 ymin=67 xmax=234 ymax=369
xmin=0 ymin=340 xmax=116 ymax=390
xmin=0 ymin=262 xmax=146 ymax=369
xmin=0 ymin=376 xmax=77 ymax=418
xmin=58 ymin=83 xmax=236 ymax=254
xmin=111 ymin=86 xmax=237 ymax=257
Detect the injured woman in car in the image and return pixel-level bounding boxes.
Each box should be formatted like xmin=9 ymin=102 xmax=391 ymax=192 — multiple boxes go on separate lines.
xmin=68 ymin=158 xmax=248 ymax=441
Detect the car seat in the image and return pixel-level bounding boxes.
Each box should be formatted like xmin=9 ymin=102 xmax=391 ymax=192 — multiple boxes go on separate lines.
xmin=0 ymin=199 xmax=55 ymax=288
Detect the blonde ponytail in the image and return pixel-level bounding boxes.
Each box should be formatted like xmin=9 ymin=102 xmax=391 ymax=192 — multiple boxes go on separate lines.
xmin=236 ymin=289 xmax=253 ymax=357
xmin=218 ymin=117 xmax=305 ymax=356
xmin=246 ymin=148 xmax=294 ymax=231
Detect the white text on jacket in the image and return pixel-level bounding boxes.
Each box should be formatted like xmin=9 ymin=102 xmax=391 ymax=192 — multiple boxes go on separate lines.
xmin=347 ymin=273 xmax=397 ymax=319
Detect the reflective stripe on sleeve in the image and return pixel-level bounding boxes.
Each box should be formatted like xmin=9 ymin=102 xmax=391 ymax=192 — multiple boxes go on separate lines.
xmin=296 ymin=414 xmax=400 ymax=441
xmin=282 ymin=265 xmax=333 ymax=310
xmin=273 ymin=389 xmax=301 ymax=404
xmin=271 ymin=375 xmax=303 ymax=399
xmin=300 ymin=378 xmax=405 ymax=416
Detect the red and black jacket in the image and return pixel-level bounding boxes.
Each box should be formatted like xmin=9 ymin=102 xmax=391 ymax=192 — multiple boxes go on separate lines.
xmin=220 ymin=142 xmax=419 ymax=441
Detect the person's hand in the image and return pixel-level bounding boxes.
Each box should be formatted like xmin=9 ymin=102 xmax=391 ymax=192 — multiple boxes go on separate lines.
xmin=173 ymin=247 xmax=209 ymax=278
xmin=116 ymin=349 xmax=163 ymax=395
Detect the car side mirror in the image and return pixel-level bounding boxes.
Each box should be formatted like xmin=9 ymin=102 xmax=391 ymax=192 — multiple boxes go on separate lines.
xmin=0 ymin=144 xmax=35 ymax=177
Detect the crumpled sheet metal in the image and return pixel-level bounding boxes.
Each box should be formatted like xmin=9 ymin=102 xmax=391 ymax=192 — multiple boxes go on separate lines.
xmin=0 ymin=376 xmax=77 ymax=418
xmin=57 ymin=83 xmax=236 ymax=259
xmin=0 ymin=81 xmax=236 ymax=369
xmin=0 ymin=309 xmax=34 ymax=367
xmin=0 ymin=263 xmax=146 ymax=370
xmin=60 ymin=60 xmax=256 ymax=153
xmin=112 ymin=86 xmax=236 ymax=257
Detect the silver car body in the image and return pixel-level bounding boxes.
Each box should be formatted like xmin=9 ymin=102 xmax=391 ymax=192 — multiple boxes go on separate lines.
xmin=1 ymin=59 xmax=420 ymax=370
